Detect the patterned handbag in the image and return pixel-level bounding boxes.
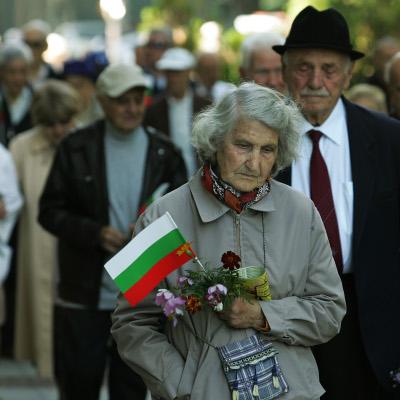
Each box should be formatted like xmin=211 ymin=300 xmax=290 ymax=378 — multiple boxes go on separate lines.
xmin=217 ymin=335 xmax=289 ymax=400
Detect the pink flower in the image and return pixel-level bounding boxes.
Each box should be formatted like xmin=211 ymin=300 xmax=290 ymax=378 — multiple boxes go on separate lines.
xmin=155 ymin=289 xmax=174 ymax=307
xmin=208 ymin=284 xmax=227 ymax=296
xmin=163 ymin=296 xmax=187 ymax=326
xmin=177 ymin=276 xmax=194 ymax=288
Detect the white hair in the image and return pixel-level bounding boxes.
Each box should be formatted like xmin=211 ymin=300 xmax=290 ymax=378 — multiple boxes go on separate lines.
xmin=192 ymin=82 xmax=301 ymax=177
xmin=0 ymin=42 xmax=33 ymax=68
xmin=22 ymin=19 xmax=51 ymax=36
xmin=240 ymin=32 xmax=285 ymax=70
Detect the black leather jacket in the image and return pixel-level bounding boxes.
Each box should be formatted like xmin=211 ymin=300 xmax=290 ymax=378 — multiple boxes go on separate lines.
xmin=39 ymin=120 xmax=187 ymax=307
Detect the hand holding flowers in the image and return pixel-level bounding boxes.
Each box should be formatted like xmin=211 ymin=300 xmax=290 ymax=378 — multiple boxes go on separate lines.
xmin=155 ymin=250 xmax=255 ymax=326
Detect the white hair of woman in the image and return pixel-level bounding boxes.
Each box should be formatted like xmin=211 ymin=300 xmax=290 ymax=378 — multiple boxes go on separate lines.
xmin=192 ymin=82 xmax=301 ymax=177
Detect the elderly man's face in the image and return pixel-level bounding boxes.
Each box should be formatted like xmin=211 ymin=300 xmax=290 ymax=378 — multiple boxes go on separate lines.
xmin=283 ymin=49 xmax=353 ymax=125
xmin=388 ymin=60 xmax=400 ymax=119
xmin=2 ymin=58 xmax=29 ymax=98
xmin=99 ymin=88 xmax=145 ymax=133
xmin=245 ymin=49 xmax=285 ymax=93
xmin=23 ymin=29 xmax=47 ymax=63
xmin=166 ymin=69 xmax=191 ymax=99
xmin=216 ymin=119 xmax=278 ymax=192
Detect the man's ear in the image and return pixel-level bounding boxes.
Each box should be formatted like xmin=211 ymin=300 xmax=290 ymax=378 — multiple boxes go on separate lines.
xmin=344 ymin=61 xmax=355 ymax=90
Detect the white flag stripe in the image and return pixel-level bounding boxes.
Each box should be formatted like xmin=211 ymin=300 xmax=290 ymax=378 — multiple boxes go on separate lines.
xmin=105 ymin=212 xmax=177 ymax=279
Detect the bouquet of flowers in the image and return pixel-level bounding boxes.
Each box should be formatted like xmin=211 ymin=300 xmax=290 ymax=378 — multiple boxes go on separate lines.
xmin=155 ymin=249 xmax=271 ymax=326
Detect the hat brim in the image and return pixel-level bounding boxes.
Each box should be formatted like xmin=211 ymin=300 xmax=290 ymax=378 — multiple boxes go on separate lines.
xmin=273 ymin=43 xmax=364 ymax=60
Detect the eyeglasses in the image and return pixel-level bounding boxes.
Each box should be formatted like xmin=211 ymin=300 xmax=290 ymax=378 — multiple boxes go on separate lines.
xmin=24 ymin=40 xmax=46 ymax=49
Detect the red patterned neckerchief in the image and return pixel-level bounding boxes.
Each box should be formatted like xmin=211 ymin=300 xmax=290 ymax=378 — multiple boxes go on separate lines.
xmin=201 ymin=164 xmax=271 ymax=214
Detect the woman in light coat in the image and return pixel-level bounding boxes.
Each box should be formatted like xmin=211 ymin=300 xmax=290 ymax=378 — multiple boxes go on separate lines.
xmin=111 ymin=83 xmax=345 ymax=399
xmin=10 ymin=80 xmax=79 ymax=378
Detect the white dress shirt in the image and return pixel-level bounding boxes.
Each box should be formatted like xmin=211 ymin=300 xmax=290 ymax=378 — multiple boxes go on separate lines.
xmin=168 ymin=92 xmax=196 ymax=177
xmin=291 ymin=99 xmax=354 ymax=273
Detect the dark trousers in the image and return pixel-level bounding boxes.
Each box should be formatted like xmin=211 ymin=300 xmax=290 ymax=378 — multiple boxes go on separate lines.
xmin=54 ymin=305 xmax=146 ymax=400
xmin=313 ymin=274 xmax=400 ymax=400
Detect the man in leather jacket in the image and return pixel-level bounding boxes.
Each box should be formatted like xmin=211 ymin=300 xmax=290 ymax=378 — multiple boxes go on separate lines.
xmin=39 ymin=64 xmax=187 ymax=400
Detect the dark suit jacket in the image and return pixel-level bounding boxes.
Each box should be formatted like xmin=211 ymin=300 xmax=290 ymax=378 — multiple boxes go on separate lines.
xmin=39 ymin=120 xmax=187 ymax=307
xmin=276 ymin=97 xmax=400 ymax=391
xmin=143 ymin=93 xmax=211 ymax=137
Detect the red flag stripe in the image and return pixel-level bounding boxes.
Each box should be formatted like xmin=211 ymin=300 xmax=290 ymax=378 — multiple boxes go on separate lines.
xmin=123 ymin=246 xmax=193 ymax=307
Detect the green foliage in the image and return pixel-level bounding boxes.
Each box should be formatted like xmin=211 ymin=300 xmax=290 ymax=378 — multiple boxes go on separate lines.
xmin=179 ymin=263 xmax=252 ymax=309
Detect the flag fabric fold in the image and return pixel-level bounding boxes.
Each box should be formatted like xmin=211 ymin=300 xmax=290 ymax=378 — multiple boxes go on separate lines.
xmin=105 ymin=212 xmax=194 ymax=307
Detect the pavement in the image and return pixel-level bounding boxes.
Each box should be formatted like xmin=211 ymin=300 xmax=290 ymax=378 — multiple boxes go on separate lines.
xmin=0 ymin=358 xmax=107 ymax=400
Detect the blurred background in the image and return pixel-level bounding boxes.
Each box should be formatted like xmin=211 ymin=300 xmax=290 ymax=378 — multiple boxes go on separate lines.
xmin=1 ymin=0 xmax=399 ymax=84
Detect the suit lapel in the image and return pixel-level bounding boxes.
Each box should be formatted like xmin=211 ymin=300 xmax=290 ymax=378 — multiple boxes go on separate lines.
xmin=274 ymin=167 xmax=291 ymax=185
xmin=344 ymin=99 xmax=377 ymax=254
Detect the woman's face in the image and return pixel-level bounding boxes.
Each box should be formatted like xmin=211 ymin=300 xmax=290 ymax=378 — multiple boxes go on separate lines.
xmin=42 ymin=118 xmax=75 ymax=147
xmin=216 ymin=119 xmax=279 ymax=192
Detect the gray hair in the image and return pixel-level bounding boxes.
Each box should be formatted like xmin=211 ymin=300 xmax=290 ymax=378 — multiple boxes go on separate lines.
xmin=192 ymin=82 xmax=301 ymax=177
xmin=22 ymin=19 xmax=51 ymax=36
xmin=0 ymin=42 xmax=33 ymax=68
xmin=240 ymin=32 xmax=285 ymax=70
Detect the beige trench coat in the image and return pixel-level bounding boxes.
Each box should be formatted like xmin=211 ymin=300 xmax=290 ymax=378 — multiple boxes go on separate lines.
xmin=112 ymin=171 xmax=346 ymax=400
xmin=10 ymin=127 xmax=57 ymax=378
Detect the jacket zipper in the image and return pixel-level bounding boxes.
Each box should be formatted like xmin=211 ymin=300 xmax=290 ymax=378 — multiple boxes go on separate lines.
xmin=234 ymin=213 xmax=241 ymax=258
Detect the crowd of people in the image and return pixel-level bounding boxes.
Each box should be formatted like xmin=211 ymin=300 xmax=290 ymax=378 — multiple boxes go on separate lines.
xmin=1 ymin=5 xmax=400 ymax=400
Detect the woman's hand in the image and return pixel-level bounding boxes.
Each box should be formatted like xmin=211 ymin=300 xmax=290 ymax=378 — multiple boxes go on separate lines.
xmin=219 ymin=297 xmax=270 ymax=331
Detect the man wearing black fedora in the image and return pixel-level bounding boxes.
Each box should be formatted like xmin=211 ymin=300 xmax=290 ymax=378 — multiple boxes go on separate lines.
xmin=274 ymin=5 xmax=400 ymax=400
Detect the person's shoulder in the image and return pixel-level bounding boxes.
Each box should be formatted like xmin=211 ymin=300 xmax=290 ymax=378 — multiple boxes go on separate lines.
xmin=140 ymin=182 xmax=190 ymax=223
xmin=9 ymin=127 xmax=37 ymax=149
xmin=145 ymin=125 xmax=181 ymax=153
xmin=60 ymin=120 xmax=105 ymax=149
xmin=345 ymin=99 xmax=400 ymax=134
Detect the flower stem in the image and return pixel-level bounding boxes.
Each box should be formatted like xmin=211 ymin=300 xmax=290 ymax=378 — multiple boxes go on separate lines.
xmin=193 ymin=256 xmax=207 ymax=272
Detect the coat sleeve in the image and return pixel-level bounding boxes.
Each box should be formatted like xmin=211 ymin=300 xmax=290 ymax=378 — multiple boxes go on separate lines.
xmin=111 ymin=213 xmax=186 ymax=400
xmin=260 ymin=203 xmax=346 ymax=347
xmin=38 ymin=142 xmax=103 ymax=248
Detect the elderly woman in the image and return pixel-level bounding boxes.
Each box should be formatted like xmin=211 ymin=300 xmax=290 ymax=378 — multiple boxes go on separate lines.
xmin=111 ymin=83 xmax=345 ymax=400
xmin=0 ymin=42 xmax=34 ymax=146
xmin=9 ymin=79 xmax=79 ymax=378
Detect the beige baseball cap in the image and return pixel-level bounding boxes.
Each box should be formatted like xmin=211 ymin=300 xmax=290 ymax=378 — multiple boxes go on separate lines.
xmin=96 ymin=63 xmax=148 ymax=98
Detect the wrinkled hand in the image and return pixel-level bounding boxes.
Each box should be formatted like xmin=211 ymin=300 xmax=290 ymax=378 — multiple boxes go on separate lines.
xmin=99 ymin=226 xmax=128 ymax=253
xmin=0 ymin=199 xmax=6 ymax=220
xmin=219 ymin=298 xmax=269 ymax=331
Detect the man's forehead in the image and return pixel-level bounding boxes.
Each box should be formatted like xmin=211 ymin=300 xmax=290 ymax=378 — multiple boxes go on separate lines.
xmin=112 ymin=87 xmax=145 ymax=100
xmin=287 ymin=48 xmax=350 ymax=64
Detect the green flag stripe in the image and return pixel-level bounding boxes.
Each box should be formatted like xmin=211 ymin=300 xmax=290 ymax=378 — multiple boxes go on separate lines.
xmin=114 ymin=229 xmax=185 ymax=292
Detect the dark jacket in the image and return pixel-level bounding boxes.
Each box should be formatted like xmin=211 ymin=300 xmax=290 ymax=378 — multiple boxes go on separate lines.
xmin=276 ymin=97 xmax=400 ymax=392
xmin=143 ymin=93 xmax=211 ymax=137
xmin=0 ymin=86 xmax=34 ymax=147
xmin=39 ymin=120 xmax=187 ymax=307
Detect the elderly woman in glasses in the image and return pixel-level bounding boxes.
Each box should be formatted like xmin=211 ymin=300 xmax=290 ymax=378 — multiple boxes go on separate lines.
xmin=111 ymin=83 xmax=345 ymax=400
xmin=9 ymin=79 xmax=79 ymax=378
xmin=0 ymin=42 xmax=34 ymax=146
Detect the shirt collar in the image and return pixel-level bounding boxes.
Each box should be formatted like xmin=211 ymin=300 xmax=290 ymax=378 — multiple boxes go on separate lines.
xmin=300 ymin=98 xmax=346 ymax=145
xmin=188 ymin=169 xmax=276 ymax=223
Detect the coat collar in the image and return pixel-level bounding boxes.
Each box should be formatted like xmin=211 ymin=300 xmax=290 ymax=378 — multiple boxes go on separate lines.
xmin=188 ymin=169 xmax=276 ymax=223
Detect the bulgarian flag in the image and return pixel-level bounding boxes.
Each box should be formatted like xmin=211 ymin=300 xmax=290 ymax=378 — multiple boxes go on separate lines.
xmin=105 ymin=212 xmax=195 ymax=307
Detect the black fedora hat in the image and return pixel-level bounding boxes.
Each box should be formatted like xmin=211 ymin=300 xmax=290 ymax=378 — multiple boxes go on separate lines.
xmin=273 ymin=6 xmax=364 ymax=60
